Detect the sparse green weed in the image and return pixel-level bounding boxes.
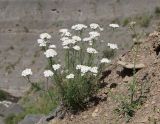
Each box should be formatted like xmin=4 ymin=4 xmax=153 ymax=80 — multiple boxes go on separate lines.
xmin=113 ymin=22 xmax=150 ymax=122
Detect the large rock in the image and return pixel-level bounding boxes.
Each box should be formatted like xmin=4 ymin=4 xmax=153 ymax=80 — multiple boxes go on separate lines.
xmin=0 ymin=103 xmax=24 ymax=117
xmin=117 ymin=61 xmax=145 ymax=69
xmin=0 ymin=117 xmax=5 ymax=124
xmin=19 ymin=114 xmax=44 ymax=124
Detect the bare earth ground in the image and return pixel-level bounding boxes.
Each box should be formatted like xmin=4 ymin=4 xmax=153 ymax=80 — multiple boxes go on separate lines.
xmin=48 ymin=31 xmax=160 ymax=124
xmin=0 ymin=0 xmax=160 ymax=97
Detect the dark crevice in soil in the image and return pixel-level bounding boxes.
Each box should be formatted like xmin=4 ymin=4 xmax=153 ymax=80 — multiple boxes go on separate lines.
xmin=117 ymin=68 xmax=139 ymax=78
xmin=154 ymin=44 xmax=160 ymax=55
xmin=0 ymin=89 xmax=20 ymax=102
xmin=110 ymin=83 xmax=118 ymax=89
xmin=100 ymin=70 xmax=112 ymax=81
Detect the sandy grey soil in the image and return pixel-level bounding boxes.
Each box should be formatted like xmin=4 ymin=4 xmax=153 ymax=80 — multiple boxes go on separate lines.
xmin=0 ymin=0 xmax=160 ymax=97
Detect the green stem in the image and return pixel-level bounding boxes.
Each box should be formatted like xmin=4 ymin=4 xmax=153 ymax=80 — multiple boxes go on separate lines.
xmin=46 ymin=78 xmax=54 ymax=103
xmin=130 ymin=27 xmax=139 ymax=104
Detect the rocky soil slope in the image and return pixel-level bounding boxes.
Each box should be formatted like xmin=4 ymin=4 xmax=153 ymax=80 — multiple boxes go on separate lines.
xmin=47 ymin=31 xmax=160 ymax=124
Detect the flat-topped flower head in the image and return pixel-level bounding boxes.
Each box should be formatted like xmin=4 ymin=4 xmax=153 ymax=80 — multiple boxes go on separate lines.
xmin=90 ymin=23 xmax=104 ymax=31
xmin=83 ymin=37 xmax=92 ymax=42
xmin=60 ymin=37 xmax=69 ymax=42
xmin=76 ymin=65 xmax=91 ymax=74
xmin=62 ymin=39 xmax=76 ymax=46
xmin=44 ymin=70 xmax=54 ymax=77
xmin=63 ymin=46 xmax=70 ymax=49
xmin=44 ymin=49 xmax=57 ymax=58
xmin=37 ymin=39 xmax=47 ymax=47
xmin=87 ymin=47 xmax=98 ymax=54
xmin=73 ymin=45 xmax=80 ymax=51
xmin=72 ymin=36 xmax=81 ymax=42
xmin=22 ymin=68 xmax=32 ymax=77
xmin=90 ymin=67 xmax=98 ymax=74
xmin=109 ymin=24 xmax=119 ymax=28
xmin=66 ymin=73 xmax=75 ymax=79
xmin=61 ymin=37 xmax=76 ymax=46
xmin=49 ymin=44 xmax=56 ymax=49
xmin=59 ymin=29 xmax=71 ymax=37
xmin=89 ymin=31 xmax=100 ymax=39
xmin=100 ymin=58 xmax=111 ymax=63
xmin=52 ymin=64 xmax=61 ymax=71
xmin=71 ymin=24 xmax=87 ymax=31
xmin=107 ymin=43 xmax=118 ymax=49
xmin=40 ymin=33 xmax=51 ymax=40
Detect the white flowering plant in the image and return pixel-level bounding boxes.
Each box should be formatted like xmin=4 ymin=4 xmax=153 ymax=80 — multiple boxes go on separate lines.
xmin=22 ymin=23 xmax=118 ymax=111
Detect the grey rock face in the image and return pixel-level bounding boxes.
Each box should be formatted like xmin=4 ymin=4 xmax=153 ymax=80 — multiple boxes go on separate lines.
xmin=18 ymin=114 xmax=44 ymax=124
xmin=0 ymin=103 xmax=24 ymax=118
xmin=0 ymin=117 xmax=5 ymax=124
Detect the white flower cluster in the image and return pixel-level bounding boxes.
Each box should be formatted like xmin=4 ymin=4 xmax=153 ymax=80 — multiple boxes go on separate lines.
xmin=87 ymin=47 xmax=98 ymax=54
xmin=37 ymin=39 xmax=47 ymax=47
xmin=76 ymin=65 xmax=98 ymax=75
xmin=89 ymin=31 xmax=100 ymax=39
xmin=90 ymin=67 xmax=98 ymax=74
xmin=90 ymin=23 xmax=104 ymax=31
xmin=72 ymin=36 xmax=81 ymax=42
xmin=59 ymin=29 xmax=71 ymax=37
xmin=66 ymin=73 xmax=75 ymax=79
xmin=61 ymin=37 xmax=76 ymax=46
xmin=60 ymin=23 xmax=103 ymax=51
xmin=73 ymin=45 xmax=80 ymax=51
xmin=71 ymin=24 xmax=87 ymax=31
xmin=44 ymin=49 xmax=57 ymax=58
xmin=37 ymin=33 xmax=51 ymax=47
xmin=100 ymin=58 xmax=111 ymax=63
xmin=52 ymin=64 xmax=61 ymax=71
xmin=44 ymin=70 xmax=54 ymax=78
xmin=109 ymin=23 xmax=119 ymax=28
xmin=83 ymin=37 xmax=92 ymax=42
xmin=21 ymin=68 xmax=32 ymax=77
xmin=40 ymin=33 xmax=51 ymax=40
xmin=63 ymin=46 xmax=70 ymax=49
xmin=49 ymin=44 xmax=56 ymax=49
xmin=107 ymin=43 xmax=118 ymax=49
